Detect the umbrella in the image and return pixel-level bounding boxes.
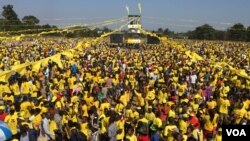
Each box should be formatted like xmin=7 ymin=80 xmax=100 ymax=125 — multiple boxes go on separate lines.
xmin=0 ymin=121 xmax=12 ymax=141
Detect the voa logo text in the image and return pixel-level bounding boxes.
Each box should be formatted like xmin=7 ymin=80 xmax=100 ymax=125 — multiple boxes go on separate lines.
xmin=226 ymin=129 xmax=246 ymax=136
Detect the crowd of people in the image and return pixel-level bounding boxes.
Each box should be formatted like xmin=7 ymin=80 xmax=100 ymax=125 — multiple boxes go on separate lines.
xmin=0 ymin=37 xmax=78 ymax=71
xmin=0 ymin=37 xmax=249 ymax=141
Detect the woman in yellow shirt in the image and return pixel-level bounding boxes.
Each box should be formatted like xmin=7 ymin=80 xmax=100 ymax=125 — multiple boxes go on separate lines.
xmin=126 ymin=127 xmax=137 ymax=141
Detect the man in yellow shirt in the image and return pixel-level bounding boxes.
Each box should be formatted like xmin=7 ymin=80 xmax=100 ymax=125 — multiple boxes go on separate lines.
xmin=219 ymin=95 xmax=230 ymax=120
xmin=10 ymin=82 xmax=21 ymax=103
xmin=4 ymin=109 xmax=18 ymax=135
xmin=206 ymin=96 xmax=217 ymax=110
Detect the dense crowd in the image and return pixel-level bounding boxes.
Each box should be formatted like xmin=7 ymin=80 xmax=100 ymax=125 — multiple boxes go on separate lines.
xmin=0 ymin=37 xmax=249 ymax=141
xmin=0 ymin=38 xmax=78 ymax=71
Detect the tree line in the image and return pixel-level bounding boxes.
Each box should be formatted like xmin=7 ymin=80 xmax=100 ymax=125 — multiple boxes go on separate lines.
xmin=0 ymin=5 xmax=105 ymax=37
xmin=154 ymin=23 xmax=250 ymax=42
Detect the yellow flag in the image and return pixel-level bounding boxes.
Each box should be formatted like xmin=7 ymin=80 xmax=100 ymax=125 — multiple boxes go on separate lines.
xmin=32 ymin=61 xmax=42 ymax=72
xmin=51 ymin=55 xmax=63 ymax=69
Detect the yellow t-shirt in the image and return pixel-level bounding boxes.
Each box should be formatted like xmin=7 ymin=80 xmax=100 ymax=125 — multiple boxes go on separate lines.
xmin=10 ymin=83 xmax=20 ymax=96
xmin=135 ymin=91 xmax=145 ymax=107
xmin=179 ymin=119 xmax=188 ymax=134
xmin=116 ymin=120 xmax=125 ymax=140
xmin=146 ymin=90 xmax=155 ymax=101
xmin=120 ymin=95 xmax=128 ymax=107
xmin=164 ymin=125 xmax=177 ymax=141
xmin=32 ymin=114 xmax=42 ymax=130
xmin=81 ymin=122 xmax=89 ymax=138
xmin=100 ymin=102 xmax=110 ymax=112
xmin=21 ymin=82 xmax=31 ymax=94
xmin=59 ymin=79 xmax=65 ymax=90
xmin=3 ymin=95 xmax=14 ymax=103
xmin=125 ymin=109 xmax=134 ymax=119
xmin=4 ymin=114 xmax=18 ymax=134
xmin=168 ymin=110 xmax=176 ymax=118
xmin=207 ymin=100 xmax=217 ymax=110
xmin=84 ymin=96 xmax=94 ymax=108
xmin=214 ymin=134 xmax=222 ymax=141
xmin=219 ymin=98 xmax=230 ymax=114
xmin=50 ymin=120 xmax=58 ymax=139
xmin=126 ymin=134 xmax=137 ymax=141
xmin=20 ymin=101 xmax=31 ymax=118
xmin=153 ymin=117 xmax=162 ymax=128
xmin=81 ymin=104 xmax=88 ymax=117
xmin=203 ymin=115 xmax=214 ymax=131
xmin=68 ymin=77 xmax=76 ymax=89
xmin=145 ymin=112 xmax=155 ymax=121
xmin=99 ymin=114 xmax=106 ymax=134
xmin=31 ymin=84 xmax=38 ymax=98
xmin=115 ymin=103 xmax=124 ymax=114
xmin=234 ymin=108 xmax=247 ymax=124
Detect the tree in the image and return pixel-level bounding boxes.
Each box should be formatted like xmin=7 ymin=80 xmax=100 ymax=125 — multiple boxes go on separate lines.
xmin=227 ymin=23 xmax=246 ymax=41
xmin=190 ymin=24 xmax=215 ymax=40
xmin=2 ymin=5 xmax=19 ymax=20
xmin=157 ymin=28 xmax=163 ymax=33
xmin=214 ymin=30 xmax=226 ymax=40
xmin=1 ymin=5 xmax=21 ymax=31
xmin=163 ymin=28 xmax=175 ymax=37
xmin=102 ymin=26 xmax=111 ymax=32
xmin=244 ymin=26 xmax=250 ymax=41
xmin=22 ymin=15 xmax=40 ymax=25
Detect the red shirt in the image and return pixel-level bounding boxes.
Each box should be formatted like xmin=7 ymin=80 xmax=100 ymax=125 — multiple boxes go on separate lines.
xmin=158 ymin=104 xmax=169 ymax=121
xmin=188 ymin=116 xmax=200 ymax=129
xmin=0 ymin=113 xmax=7 ymax=121
xmin=138 ymin=135 xmax=149 ymax=141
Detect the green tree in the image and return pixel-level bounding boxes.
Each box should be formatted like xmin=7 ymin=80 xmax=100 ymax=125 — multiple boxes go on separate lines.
xmin=227 ymin=23 xmax=246 ymax=41
xmin=157 ymin=28 xmax=163 ymax=33
xmin=246 ymin=26 xmax=250 ymax=42
xmin=22 ymin=15 xmax=40 ymax=25
xmin=102 ymin=26 xmax=111 ymax=32
xmin=214 ymin=30 xmax=226 ymax=40
xmin=2 ymin=5 xmax=19 ymax=20
xmin=190 ymin=24 xmax=215 ymax=40
xmin=1 ymin=5 xmax=21 ymax=31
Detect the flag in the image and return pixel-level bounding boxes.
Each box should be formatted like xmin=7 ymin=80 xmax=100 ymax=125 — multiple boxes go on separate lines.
xmin=138 ymin=3 xmax=142 ymax=14
xmin=126 ymin=5 xmax=130 ymax=15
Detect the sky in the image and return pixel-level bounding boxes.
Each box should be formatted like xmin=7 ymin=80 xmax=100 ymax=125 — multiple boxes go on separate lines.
xmin=0 ymin=0 xmax=250 ymax=32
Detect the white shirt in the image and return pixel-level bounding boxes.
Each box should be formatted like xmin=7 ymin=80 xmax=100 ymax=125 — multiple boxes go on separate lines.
xmin=20 ymin=132 xmax=29 ymax=141
xmin=42 ymin=118 xmax=54 ymax=139
xmin=190 ymin=74 xmax=197 ymax=84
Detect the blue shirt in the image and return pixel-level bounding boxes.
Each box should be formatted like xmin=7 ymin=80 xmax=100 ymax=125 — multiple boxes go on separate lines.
xmin=151 ymin=132 xmax=160 ymax=141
